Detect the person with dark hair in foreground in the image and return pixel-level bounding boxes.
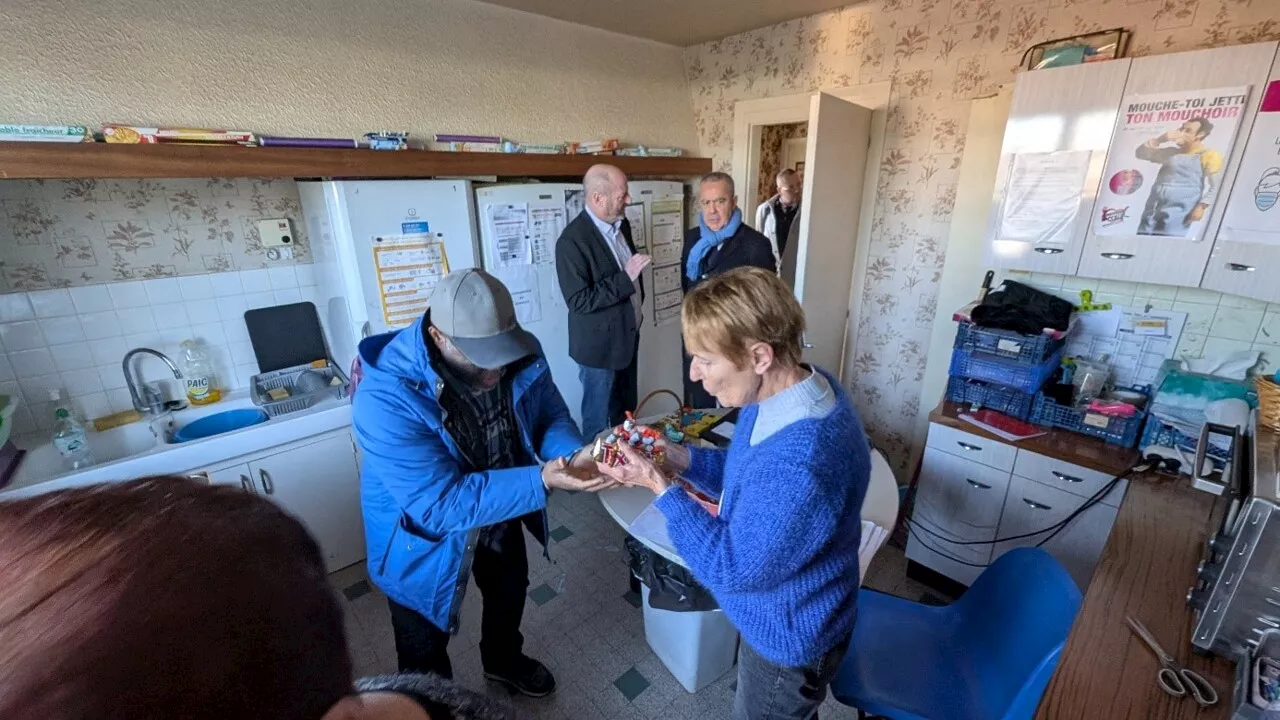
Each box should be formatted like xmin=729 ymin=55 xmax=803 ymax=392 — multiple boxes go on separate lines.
xmin=0 ymin=477 xmax=516 ymax=720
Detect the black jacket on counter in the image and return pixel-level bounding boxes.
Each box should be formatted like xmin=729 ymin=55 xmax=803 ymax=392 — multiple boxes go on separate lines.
xmin=555 ymin=210 xmax=643 ymax=370
xmin=680 ymin=224 xmax=777 ymax=294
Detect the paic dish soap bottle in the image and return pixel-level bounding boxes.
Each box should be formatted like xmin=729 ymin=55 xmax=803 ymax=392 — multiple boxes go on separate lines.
xmin=180 ymin=340 xmax=222 ymax=405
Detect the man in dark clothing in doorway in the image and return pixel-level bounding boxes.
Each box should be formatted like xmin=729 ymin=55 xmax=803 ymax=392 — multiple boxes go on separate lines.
xmin=754 ymin=168 xmax=803 ymax=272
xmin=680 ymin=171 xmax=776 ymax=408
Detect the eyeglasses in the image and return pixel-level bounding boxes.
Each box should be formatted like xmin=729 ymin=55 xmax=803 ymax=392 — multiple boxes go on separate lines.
xmin=700 ymin=198 xmax=732 ymax=209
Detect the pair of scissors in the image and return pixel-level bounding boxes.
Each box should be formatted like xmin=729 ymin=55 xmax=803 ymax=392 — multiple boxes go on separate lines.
xmin=1126 ymin=616 xmax=1219 ymax=707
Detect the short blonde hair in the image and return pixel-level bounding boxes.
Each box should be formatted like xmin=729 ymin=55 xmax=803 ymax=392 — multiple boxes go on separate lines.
xmin=682 ymin=267 xmax=805 ymax=369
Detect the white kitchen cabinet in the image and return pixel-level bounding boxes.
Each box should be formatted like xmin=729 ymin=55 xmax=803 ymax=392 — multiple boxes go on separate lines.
xmin=1201 ymin=51 xmax=1280 ymax=303
xmin=206 ymin=464 xmax=255 ymax=493
xmin=1077 ymin=42 xmax=1279 ymax=286
xmin=908 ymin=420 xmax=1128 ymax=590
xmin=992 ymin=477 xmax=1120 ymax=588
xmin=203 ymin=430 xmax=365 ymax=572
xmin=986 ymin=59 xmax=1132 ymax=275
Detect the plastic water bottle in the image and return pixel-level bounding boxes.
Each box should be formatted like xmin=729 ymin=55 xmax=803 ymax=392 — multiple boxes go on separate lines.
xmin=50 ymin=390 xmax=94 ymax=470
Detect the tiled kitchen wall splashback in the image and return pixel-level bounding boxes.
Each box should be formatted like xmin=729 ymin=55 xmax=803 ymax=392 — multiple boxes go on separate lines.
xmin=0 ymin=266 xmax=320 ymax=438
xmin=0 ymin=178 xmax=310 ymax=292
xmin=1009 ymin=271 xmax=1280 ymax=376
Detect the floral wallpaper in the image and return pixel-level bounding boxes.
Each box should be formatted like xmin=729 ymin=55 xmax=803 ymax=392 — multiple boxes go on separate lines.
xmin=0 ymin=178 xmax=311 ymax=292
xmin=757 ymin=122 xmax=808 ymax=203
xmin=683 ymin=0 xmax=1280 ymax=473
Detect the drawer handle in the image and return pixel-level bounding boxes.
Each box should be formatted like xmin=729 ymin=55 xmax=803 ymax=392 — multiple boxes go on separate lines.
xmin=239 ymin=474 xmax=253 ymax=493
xmin=1227 ymin=263 xmax=1256 ymax=272
xmin=1033 ymin=247 xmax=1064 ymax=255
xmin=957 ymin=441 xmax=983 ymax=453
xmin=1051 ymin=470 xmax=1084 ymax=484
xmin=1023 ymin=498 xmax=1053 ymax=511
xmin=965 ymin=478 xmax=992 ymax=490
xmin=259 ymin=469 xmax=275 ymax=495
xmin=1101 ymin=252 xmax=1134 ymax=260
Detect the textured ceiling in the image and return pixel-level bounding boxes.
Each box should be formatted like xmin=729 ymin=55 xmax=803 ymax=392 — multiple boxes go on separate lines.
xmin=470 ymin=0 xmax=856 ymax=45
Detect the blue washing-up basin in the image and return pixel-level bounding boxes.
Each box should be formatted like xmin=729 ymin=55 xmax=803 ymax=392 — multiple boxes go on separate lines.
xmin=171 ymin=408 xmax=269 ymax=443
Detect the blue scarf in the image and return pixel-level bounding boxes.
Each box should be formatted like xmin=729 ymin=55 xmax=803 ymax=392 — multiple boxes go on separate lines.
xmin=685 ymin=208 xmax=743 ymax=281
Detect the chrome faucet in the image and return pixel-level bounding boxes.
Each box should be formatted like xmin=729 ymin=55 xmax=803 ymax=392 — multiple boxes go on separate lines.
xmin=123 ymin=348 xmax=183 ymax=415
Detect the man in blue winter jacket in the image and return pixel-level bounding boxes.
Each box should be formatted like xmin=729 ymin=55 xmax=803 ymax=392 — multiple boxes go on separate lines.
xmin=352 ymin=268 xmax=609 ymax=699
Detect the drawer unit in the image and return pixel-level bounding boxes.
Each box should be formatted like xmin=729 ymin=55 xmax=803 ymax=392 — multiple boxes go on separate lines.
xmin=1013 ymin=449 xmax=1127 ymax=508
xmin=908 ymin=447 xmax=1011 ymax=566
xmin=925 ymin=422 xmax=1017 ymax=473
xmin=992 ymin=477 xmax=1120 ymax=589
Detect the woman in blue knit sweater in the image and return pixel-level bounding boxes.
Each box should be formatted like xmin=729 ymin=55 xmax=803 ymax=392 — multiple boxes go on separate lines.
xmin=599 ymin=267 xmax=870 ymax=720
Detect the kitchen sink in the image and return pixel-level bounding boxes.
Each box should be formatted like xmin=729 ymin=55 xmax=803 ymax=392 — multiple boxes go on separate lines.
xmin=168 ymin=408 xmax=269 ymax=443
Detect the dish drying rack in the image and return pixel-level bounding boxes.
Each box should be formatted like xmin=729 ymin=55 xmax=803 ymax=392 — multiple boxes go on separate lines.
xmin=251 ymin=363 xmax=349 ymax=417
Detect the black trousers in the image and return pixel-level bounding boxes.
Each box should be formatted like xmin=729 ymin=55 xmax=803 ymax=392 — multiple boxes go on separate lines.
xmin=388 ymin=520 xmax=529 ymax=680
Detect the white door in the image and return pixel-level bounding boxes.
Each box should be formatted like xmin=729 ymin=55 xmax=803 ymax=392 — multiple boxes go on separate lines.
xmin=1076 ymin=42 xmax=1279 ymax=286
xmin=207 ymin=463 xmax=255 ymax=494
xmin=250 ymin=432 xmax=366 ymax=572
xmin=794 ymin=93 xmax=872 ymax=375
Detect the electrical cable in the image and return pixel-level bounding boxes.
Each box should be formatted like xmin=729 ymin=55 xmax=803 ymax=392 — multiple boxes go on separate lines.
xmin=902 ymin=460 xmax=1159 ymax=570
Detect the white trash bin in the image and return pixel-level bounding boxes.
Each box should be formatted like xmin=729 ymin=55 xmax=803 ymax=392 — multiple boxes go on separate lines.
xmin=641 ymin=584 xmax=740 ymax=693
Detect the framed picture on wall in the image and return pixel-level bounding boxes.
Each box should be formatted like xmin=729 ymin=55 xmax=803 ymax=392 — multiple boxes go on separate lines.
xmin=794 ymin=161 xmax=805 ymax=173
xmin=1021 ymin=28 xmax=1131 ymax=71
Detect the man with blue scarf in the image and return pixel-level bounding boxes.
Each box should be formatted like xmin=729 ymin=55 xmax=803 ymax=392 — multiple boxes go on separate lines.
xmin=681 ymin=172 xmax=776 ymax=408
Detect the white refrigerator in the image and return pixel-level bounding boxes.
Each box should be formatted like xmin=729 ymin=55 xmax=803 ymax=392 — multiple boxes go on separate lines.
xmin=299 ymin=179 xmax=481 ymax=371
xmin=475 ymin=181 xmax=687 ymax=427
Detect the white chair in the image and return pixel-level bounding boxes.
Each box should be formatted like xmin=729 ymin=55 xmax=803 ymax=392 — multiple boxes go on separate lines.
xmin=858 ymin=448 xmax=899 ymax=580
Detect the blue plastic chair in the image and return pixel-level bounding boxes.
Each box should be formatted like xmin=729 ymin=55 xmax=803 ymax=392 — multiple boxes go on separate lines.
xmin=831 ymin=548 xmax=1082 ymax=720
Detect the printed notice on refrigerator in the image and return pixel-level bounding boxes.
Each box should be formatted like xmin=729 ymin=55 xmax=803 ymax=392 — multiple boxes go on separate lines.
xmin=1094 ymin=86 xmax=1250 ymax=241
xmin=493 ymin=265 xmax=542 ymax=325
xmin=996 ymin=151 xmax=1092 ymax=247
xmin=655 ymin=305 xmax=682 ymax=327
xmin=624 ymin=203 xmax=648 ymax=251
xmin=650 ymin=199 xmax=683 ymax=266
xmin=653 ymin=264 xmax=681 ymax=295
xmin=1222 ymin=81 xmax=1280 ymax=245
xmin=373 ymin=234 xmax=449 ymax=329
xmin=484 ymin=203 xmax=532 ymax=267
xmin=529 ymin=206 xmax=565 ymax=264
xmin=564 ymin=189 xmax=585 ymax=220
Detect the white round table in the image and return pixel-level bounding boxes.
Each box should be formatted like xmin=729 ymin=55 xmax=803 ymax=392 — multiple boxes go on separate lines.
xmin=597 ymin=409 xmax=728 ymax=567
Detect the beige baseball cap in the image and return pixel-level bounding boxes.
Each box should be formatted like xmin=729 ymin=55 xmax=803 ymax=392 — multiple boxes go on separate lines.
xmin=429 ymin=269 xmax=539 ymax=369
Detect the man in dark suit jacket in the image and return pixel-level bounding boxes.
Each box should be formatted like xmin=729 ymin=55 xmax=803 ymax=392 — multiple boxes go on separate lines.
xmin=556 ymin=164 xmax=651 ymax=438
xmin=681 ymin=171 xmax=777 ymax=408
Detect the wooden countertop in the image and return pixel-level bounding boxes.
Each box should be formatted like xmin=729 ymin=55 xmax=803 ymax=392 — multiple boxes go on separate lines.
xmin=1036 ymin=474 xmax=1234 ymax=719
xmin=931 ymin=401 xmax=1139 ymax=476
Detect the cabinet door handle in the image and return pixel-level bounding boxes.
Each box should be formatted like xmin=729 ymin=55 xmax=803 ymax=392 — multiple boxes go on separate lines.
xmin=1051 ymin=470 xmax=1084 ymax=484
xmin=1101 ymin=252 xmax=1134 ymax=260
xmin=259 ymin=469 xmax=275 ymax=495
xmin=239 ymin=474 xmax=252 ymax=493
xmin=1023 ymin=498 xmax=1052 ymax=511
xmin=1227 ymin=263 xmax=1256 ymax=272
xmin=1033 ymin=247 xmax=1064 ymax=255
xmin=957 ymin=441 xmax=983 ymax=453
xmin=965 ymin=478 xmax=992 ymax=490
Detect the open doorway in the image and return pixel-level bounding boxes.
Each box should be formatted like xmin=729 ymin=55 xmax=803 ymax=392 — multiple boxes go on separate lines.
xmin=754 ymin=122 xmax=809 ymax=289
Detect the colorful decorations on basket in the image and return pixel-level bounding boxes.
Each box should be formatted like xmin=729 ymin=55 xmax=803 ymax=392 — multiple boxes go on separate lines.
xmin=592 ymin=414 xmax=668 ymax=468
xmin=652 ymin=408 xmax=719 ymax=442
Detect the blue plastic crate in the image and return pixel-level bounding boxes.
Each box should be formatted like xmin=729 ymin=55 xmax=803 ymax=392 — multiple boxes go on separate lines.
xmin=1030 ymin=386 xmax=1150 ymax=448
xmin=945 ymin=376 xmax=1037 ymax=420
xmin=953 ymin=323 xmax=1065 ymax=364
xmin=949 ymin=347 xmax=1063 ymax=394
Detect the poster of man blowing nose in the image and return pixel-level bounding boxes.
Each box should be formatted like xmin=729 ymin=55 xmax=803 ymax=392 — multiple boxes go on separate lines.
xmin=1094 ymin=86 xmax=1250 ymax=240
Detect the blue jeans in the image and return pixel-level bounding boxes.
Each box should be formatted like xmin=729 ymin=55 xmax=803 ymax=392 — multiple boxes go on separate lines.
xmin=578 ymin=345 xmax=638 ymax=439
xmin=733 ymin=631 xmax=852 ymax=720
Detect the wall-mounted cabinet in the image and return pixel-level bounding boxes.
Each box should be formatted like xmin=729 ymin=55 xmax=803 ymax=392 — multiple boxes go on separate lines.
xmin=1076 ymin=42 xmax=1279 ymax=286
xmin=985 ymin=60 xmax=1132 ymax=275
xmin=1200 ymin=53 xmax=1280 ymax=303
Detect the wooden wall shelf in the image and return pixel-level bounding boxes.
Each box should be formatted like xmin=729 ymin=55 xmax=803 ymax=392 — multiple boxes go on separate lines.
xmin=0 ymin=142 xmax=712 ymax=180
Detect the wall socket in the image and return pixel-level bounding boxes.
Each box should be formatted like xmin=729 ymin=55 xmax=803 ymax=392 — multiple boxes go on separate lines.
xmin=256 ymin=218 xmax=294 ymax=248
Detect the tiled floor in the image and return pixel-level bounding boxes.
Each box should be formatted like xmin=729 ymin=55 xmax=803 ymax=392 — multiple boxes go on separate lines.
xmin=332 ymin=489 xmax=933 ymax=719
